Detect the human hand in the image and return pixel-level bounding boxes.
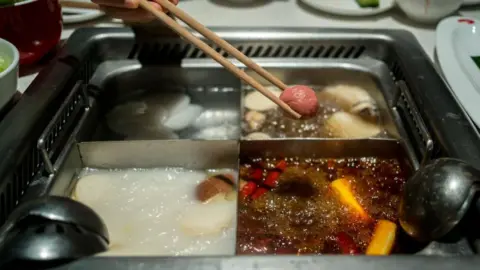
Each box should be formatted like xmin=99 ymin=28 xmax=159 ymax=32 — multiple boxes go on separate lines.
xmin=93 ymin=0 xmax=179 ymax=23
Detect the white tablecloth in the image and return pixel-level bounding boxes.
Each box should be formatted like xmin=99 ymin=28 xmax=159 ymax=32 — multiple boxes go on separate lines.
xmin=18 ymin=0 xmax=480 ymax=92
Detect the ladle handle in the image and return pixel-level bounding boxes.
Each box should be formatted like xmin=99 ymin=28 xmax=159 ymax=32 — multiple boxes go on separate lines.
xmin=476 ymin=196 xmax=480 ymax=214
xmin=473 ymin=191 xmax=480 ymax=254
xmin=474 ymin=184 xmax=480 ymax=214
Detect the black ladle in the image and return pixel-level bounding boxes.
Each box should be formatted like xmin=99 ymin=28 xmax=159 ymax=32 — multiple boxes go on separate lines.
xmin=0 ymin=196 xmax=109 ymax=266
xmin=399 ymin=158 xmax=480 ymax=244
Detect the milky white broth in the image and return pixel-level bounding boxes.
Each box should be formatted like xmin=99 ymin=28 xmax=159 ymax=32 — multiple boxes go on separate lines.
xmin=73 ymin=168 xmax=237 ymax=256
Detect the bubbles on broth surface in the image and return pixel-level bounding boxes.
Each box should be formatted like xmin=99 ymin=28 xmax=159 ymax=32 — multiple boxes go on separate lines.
xmin=73 ymin=167 xmax=236 ymax=256
xmin=237 ymin=157 xmax=406 ymax=255
xmin=242 ymin=85 xmax=386 ymax=139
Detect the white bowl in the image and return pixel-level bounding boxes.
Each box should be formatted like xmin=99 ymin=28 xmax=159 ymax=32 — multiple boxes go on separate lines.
xmin=396 ymin=0 xmax=463 ymax=24
xmin=0 ymin=38 xmax=19 ymax=110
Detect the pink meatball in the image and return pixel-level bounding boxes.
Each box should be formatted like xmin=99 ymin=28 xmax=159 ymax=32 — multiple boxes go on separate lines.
xmin=280 ymin=85 xmax=318 ymax=118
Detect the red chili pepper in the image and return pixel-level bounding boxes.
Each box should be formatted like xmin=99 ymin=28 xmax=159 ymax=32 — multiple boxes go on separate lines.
xmin=251 ymin=187 xmax=268 ymax=200
xmin=241 ymin=182 xmax=257 ymax=198
xmin=264 ymin=171 xmax=281 ymax=188
xmin=336 ymin=232 xmax=360 ymax=255
xmin=275 ymin=160 xmax=287 ymax=171
xmin=249 ymin=168 xmax=263 ymax=182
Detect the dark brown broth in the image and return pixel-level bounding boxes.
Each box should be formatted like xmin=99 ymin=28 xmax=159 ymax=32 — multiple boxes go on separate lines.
xmin=242 ymin=103 xmax=339 ymax=138
xmin=237 ymin=157 xmax=407 ymax=255
xmin=241 ymin=87 xmax=386 ymax=138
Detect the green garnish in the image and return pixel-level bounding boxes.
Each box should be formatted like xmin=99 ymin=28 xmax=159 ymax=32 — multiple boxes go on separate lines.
xmin=356 ymin=0 xmax=379 ymax=8
xmin=0 ymin=55 xmax=9 ymax=73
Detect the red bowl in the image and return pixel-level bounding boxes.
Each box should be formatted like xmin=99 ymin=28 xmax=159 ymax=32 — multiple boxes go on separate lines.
xmin=0 ymin=0 xmax=62 ymax=65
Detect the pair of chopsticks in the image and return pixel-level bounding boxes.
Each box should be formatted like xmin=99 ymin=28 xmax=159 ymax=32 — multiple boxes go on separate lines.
xmin=60 ymin=0 xmax=301 ymax=118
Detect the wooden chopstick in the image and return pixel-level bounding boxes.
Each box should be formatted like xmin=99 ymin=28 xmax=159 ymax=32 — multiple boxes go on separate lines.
xmin=59 ymin=0 xmax=301 ymax=118
xmin=154 ymin=0 xmax=288 ymax=91
xmin=139 ymin=0 xmax=300 ymax=119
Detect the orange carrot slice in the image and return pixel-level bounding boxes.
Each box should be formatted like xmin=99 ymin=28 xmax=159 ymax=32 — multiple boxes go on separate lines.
xmin=331 ymin=178 xmax=369 ymax=220
xmin=366 ymin=220 xmax=397 ymax=255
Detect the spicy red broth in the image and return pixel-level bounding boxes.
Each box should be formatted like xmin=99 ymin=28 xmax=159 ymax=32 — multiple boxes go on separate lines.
xmin=237 ymin=157 xmax=407 ymax=255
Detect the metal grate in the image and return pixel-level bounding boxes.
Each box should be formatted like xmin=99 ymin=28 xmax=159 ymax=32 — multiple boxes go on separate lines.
xmin=133 ymin=42 xmax=367 ymax=63
xmin=395 ymin=81 xmax=434 ymax=166
xmin=0 ymin=48 xmax=98 ymax=226
xmin=0 ymin=82 xmax=89 ymax=226
xmin=0 ymin=145 xmax=45 ymax=226
xmin=390 ymin=60 xmax=436 ymax=164
xmin=38 ymin=81 xmax=89 ymax=175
